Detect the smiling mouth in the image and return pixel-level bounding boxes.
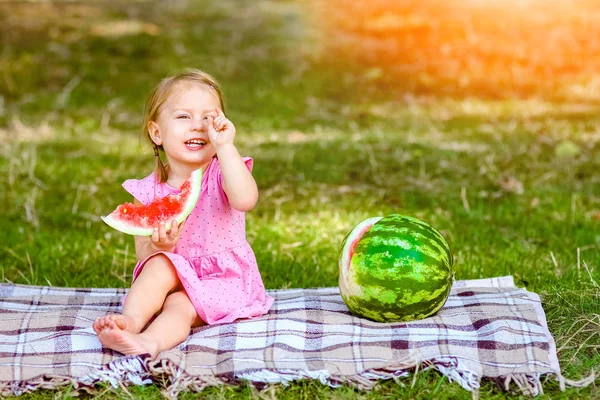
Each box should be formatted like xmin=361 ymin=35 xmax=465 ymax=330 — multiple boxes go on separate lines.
xmin=185 ymin=139 xmax=207 ymax=148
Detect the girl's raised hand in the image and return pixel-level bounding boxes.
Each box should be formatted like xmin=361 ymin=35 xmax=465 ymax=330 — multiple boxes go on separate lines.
xmin=151 ymin=220 xmax=185 ymax=252
xmin=207 ymin=107 xmax=236 ymax=148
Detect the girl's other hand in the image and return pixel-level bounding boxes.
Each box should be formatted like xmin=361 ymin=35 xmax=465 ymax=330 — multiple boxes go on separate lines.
xmin=207 ymin=107 xmax=236 ymax=149
xmin=151 ymin=220 xmax=185 ymax=252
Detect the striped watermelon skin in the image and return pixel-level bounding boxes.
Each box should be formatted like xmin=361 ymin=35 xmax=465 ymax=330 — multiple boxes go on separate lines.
xmin=339 ymin=214 xmax=453 ymax=322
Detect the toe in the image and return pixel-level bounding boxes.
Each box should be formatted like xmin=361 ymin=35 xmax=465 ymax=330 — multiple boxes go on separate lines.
xmin=106 ymin=319 xmax=118 ymax=330
xmin=99 ymin=317 xmax=109 ymax=330
xmin=93 ymin=317 xmax=107 ymax=332
xmin=114 ymin=317 xmax=129 ymax=331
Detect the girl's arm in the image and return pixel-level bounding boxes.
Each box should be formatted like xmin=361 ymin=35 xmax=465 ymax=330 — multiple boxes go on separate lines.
xmin=215 ymin=144 xmax=258 ymax=212
xmin=208 ymin=107 xmax=258 ymax=212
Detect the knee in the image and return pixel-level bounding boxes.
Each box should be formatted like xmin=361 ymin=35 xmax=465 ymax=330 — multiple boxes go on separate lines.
xmin=163 ymin=291 xmax=197 ymax=320
xmin=142 ymin=254 xmax=178 ymax=278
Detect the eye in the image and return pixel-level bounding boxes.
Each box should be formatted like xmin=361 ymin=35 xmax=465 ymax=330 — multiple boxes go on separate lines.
xmin=177 ymin=114 xmax=190 ymax=119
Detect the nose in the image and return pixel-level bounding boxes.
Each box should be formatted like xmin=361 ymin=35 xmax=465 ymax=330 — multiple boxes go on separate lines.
xmin=191 ymin=117 xmax=206 ymax=132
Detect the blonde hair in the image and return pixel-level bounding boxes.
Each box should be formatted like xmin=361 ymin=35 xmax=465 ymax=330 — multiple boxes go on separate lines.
xmin=142 ymin=68 xmax=225 ymax=182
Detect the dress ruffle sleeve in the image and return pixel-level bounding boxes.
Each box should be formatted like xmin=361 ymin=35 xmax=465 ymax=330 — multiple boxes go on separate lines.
xmin=122 ymin=173 xmax=158 ymax=205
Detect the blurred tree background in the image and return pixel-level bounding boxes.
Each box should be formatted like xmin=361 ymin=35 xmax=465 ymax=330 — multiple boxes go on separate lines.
xmin=2 ymin=0 xmax=600 ymax=131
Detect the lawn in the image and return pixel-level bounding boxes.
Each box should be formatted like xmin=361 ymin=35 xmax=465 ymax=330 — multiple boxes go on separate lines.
xmin=0 ymin=0 xmax=598 ymax=398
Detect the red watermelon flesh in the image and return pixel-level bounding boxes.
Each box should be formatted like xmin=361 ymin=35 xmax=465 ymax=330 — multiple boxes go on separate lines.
xmin=101 ymin=169 xmax=202 ymax=236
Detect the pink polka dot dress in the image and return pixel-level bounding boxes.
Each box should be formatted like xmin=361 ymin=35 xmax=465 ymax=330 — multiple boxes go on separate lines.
xmin=122 ymin=157 xmax=274 ymax=325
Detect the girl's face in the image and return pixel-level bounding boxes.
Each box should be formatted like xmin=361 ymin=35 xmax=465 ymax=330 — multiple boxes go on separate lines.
xmin=149 ymin=83 xmax=221 ymax=169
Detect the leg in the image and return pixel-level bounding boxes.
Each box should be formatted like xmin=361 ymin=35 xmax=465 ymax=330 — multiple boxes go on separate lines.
xmin=93 ymin=254 xmax=181 ymax=334
xmin=97 ymin=290 xmax=203 ymax=358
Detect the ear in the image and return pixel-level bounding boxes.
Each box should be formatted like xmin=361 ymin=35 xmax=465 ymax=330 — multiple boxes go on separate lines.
xmin=147 ymin=121 xmax=162 ymax=146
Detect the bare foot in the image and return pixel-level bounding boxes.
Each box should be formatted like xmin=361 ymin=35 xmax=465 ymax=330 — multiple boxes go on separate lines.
xmin=93 ymin=314 xmax=137 ymax=334
xmin=98 ymin=327 xmax=159 ymax=358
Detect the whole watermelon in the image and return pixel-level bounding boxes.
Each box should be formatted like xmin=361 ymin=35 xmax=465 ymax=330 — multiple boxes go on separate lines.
xmin=339 ymin=214 xmax=453 ymax=322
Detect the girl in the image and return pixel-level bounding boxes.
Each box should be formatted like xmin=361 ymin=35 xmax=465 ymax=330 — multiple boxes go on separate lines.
xmin=93 ymin=68 xmax=274 ymax=358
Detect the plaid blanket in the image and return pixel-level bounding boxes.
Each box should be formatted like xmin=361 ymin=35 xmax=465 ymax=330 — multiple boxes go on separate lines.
xmin=0 ymin=276 xmax=588 ymax=398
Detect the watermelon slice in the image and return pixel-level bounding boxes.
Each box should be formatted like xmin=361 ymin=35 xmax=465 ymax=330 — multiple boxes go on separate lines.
xmin=339 ymin=214 xmax=453 ymax=322
xmin=101 ymin=168 xmax=202 ymax=236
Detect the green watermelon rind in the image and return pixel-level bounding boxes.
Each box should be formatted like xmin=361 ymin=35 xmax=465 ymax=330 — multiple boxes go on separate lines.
xmin=101 ymin=168 xmax=202 ymax=236
xmin=339 ymin=214 xmax=454 ymax=323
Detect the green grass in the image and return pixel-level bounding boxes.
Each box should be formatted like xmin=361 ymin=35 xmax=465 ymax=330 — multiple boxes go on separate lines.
xmin=1 ymin=0 xmax=599 ymax=398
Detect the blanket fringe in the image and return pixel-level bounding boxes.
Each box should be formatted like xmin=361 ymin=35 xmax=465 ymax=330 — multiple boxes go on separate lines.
xmin=0 ymin=355 xmax=152 ymax=397
xmin=0 ymin=358 xmax=595 ymax=398
xmin=135 ymin=357 xmax=529 ymax=398
xmin=149 ymin=359 xmax=596 ymax=399
xmin=82 ymin=354 xmax=153 ymax=388
xmin=492 ymin=369 xmax=597 ymax=397
xmin=557 ymin=369 xmax=596 ymax=390
xmin=493 ymin=373 xmax=544 ymax=396
xmin=147 ymin=357 xmax=233 ymax=398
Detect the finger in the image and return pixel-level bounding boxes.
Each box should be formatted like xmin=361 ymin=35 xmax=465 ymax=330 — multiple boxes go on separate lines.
xmin=206 ymin=115 xmax=217 ymax=133
xmin=215 ymin=107 xmax=225 ymax=117
xmin=170 ymin=219 xmax=178 ymax=236
xmin=152 ymin=227 xmax=159 ymax=242
xmin=159 ymin=222 xmax=168 ymax=241
xmin=215 ymin=117 xmax=228 ymax=131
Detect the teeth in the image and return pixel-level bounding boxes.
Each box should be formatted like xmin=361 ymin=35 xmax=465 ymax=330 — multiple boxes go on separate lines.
xmin=186 ymin=139 xmax=206 ymax=145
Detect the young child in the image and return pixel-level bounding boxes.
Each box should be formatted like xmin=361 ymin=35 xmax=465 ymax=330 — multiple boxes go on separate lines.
xmin=93 ymin=68 xmax=274 ymax=358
